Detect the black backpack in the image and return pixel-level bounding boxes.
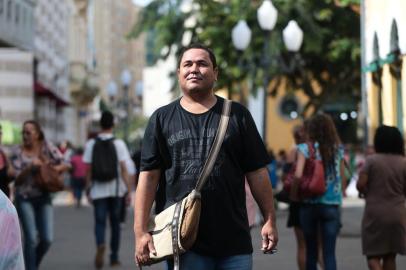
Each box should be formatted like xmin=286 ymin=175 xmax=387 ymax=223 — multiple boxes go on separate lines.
xmin=91 ymin=137 xmax=118 ymax=182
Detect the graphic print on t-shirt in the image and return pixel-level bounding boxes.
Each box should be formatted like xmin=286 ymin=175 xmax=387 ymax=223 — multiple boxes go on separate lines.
xmin=168 ymin=126 xmax=224 ymax=191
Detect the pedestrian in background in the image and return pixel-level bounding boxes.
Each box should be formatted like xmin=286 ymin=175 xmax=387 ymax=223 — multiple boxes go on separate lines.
xmin=285 ymin=124 xmax=307 ymax=270
xmin=357 ymin=125 xmax=406 ymax=270
xmin=120 ymin=156 xmax=135 ymax=225
xmin=10 ymin=120 xmax=69 ymax=270
xmin=291 ymin=113 xmax=346 ymax=270
xmin=83 ymin=111 xmax=131 ymax=269
xmin=0 ymin=123 xmax=14 ymax=197
xmin=58 ymin=140 xmax=73 ymax=190
xmin=0 ymin=189 xmax=24 ymax=270
xmin=70 ymin=147 xmax=86 ymax=208
xmin=134 ymin=43 xmax=278 ymax=269
xmin=267 ymin=149 xmax=278 ymax=189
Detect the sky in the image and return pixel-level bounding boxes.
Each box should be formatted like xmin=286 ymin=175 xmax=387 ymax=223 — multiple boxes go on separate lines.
xmin=132 ymin=0 xmax=152 ymax=7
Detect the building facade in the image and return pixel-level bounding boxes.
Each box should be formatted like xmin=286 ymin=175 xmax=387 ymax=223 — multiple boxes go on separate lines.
xmin=0 ymin=0 xmax=35 ymax=144
xmin=33 ymin=0 xmax=71 ymax=143
xmin=67 ymin=0 xmax=99 ymax=146
xmin=0 ymin=0 xmax=34 ymax=50
xmin=90 ymin=0 xmax=145 ymax=142
xmin=93 ymin=0 xmax=145 ymax=101
xmin=362 ymin=0 xmax=406 ymax=142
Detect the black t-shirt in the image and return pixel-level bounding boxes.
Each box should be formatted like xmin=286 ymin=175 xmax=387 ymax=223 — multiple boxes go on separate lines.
xmin=141 ymin=96 xmax=270 ymax=257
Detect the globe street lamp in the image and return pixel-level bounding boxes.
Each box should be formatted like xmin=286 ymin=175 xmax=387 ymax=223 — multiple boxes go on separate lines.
xmin=257 ymin=0 xmax=278 ymax=140
xmin=107 ymin=81 xmax=118 ymax=101
xmin=231 ymin=0 xmax=303 ymax=141
xmin=231 ymin=20 xmax=251 ymax=51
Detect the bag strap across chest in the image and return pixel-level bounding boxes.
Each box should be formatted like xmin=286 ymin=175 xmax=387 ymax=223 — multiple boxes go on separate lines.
xmin=194 ymin=99 xmax=232 ymax=192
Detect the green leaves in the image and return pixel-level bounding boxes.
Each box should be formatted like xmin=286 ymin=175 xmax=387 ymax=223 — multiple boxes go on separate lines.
xmin=129 ymin=0 xmax=360 ymax=114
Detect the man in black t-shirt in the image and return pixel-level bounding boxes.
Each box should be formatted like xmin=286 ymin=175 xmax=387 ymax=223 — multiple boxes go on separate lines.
xmin=134 ymin=44 xmax=278 ymax=270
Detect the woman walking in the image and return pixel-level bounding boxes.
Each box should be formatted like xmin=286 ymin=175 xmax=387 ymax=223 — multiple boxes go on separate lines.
xmin=357 ymin=125 xmax=406 ymax=270
xmin=10 ymin=120 xmax=69 ymax=270
xmin=291 ymin=113 xmax=346 ymax=270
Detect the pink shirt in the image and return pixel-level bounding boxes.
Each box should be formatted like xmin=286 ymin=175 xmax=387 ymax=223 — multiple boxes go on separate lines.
xmin=0 ymin=191 xmax=24 ymax=269
xmin=70 ymin=154 xmax=86 ymax=178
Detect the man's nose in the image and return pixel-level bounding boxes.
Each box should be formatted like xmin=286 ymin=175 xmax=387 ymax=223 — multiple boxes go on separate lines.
xmin=190 ymin=63 xmax=199 ymax=72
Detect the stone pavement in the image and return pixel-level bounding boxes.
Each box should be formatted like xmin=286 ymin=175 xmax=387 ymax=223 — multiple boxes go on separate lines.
xmin=40 ymin=194 xmax=406 ymax=270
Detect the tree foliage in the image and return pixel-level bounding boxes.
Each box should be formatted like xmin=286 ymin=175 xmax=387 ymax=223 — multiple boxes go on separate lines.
xmin=130 ymin=0 xmax=360 ymax=115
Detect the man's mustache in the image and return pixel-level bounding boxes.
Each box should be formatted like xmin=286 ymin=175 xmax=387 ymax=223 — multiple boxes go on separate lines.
xmin=186 ymin=74 xmax=203 ymax=80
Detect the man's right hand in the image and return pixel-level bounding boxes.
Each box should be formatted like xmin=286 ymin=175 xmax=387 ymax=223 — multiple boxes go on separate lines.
xmin=135 ymin=232 xmax=156 ymax=266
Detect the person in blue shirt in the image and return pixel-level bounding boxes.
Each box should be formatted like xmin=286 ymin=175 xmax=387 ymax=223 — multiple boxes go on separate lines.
xmin=291 ymin=113 xmax=347 ymax=270
xmin=267 ymin=149 xmax=278 ymax=189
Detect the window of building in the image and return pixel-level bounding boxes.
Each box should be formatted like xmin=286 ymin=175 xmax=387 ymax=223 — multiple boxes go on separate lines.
xmin=21 ymin=7 xmax=25 ymax=28
xmin=15 ymin=3 xmax=19 ymax=24
xmin=0 ymin=0 xmax=4 ymax=15
xmin=278 ymin=95 xmax=301 ymax=120
xmin=6 ymin=0 xmax=12 ymax=21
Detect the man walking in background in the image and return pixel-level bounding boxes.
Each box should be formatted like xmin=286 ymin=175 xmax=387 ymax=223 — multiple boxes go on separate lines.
xmin=83 ymin=111 xmax=131 ymax=269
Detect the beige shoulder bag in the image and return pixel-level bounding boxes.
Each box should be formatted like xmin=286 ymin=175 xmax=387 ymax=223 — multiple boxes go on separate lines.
xmin=140 ymin=99 xmax=232 ymax=269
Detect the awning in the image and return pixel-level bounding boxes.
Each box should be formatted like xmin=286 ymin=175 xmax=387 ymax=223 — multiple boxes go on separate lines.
xmin=34 ymin=82 xmax=70 ymax=107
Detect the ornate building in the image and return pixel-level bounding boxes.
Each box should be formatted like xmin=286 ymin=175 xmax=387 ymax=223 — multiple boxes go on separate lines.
xmin=67 ymin=0 xmax=98 ymax=145
xmin=362 ymin=0 xmax=406 ymax=142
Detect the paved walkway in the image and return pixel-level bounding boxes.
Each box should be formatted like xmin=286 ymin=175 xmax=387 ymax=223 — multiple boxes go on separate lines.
xmin=39 ymin=193 xmax=406 ymax=270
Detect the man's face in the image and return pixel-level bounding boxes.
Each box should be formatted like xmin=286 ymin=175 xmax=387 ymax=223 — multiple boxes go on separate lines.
xmin=177 ymin=48 xmax=218 ymax=95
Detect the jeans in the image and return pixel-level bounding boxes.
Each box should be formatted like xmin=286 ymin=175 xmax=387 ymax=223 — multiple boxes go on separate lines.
xmin=71 ymin=177 xmax=85 ymax=205
xmin=15 ymin=194 xmax=53 ymax=270
xmin=166 ymin=251 xmax=252 ymax=270
xmin=300 ymin=204 xmax=341 ymax=270
xmin=93 ymin=197 xmax=122 ymax=263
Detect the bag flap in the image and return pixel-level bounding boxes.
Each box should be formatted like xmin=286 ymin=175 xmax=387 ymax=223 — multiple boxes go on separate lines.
xmin=148 ymin=190 xmax=200 ymax=233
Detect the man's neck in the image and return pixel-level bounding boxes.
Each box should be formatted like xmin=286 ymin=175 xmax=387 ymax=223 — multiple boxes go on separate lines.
xmin=99 ymin=129 xmax=113 ymax=135
xmin=180 ymin=92 xmax=217 ymax=114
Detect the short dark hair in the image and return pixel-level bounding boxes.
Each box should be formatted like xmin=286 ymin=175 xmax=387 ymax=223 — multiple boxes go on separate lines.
xmin=374 ymin=125 xmax=404 ymax=156
xmin=100 ymin=111 xmax=114 ymax=130
xmin=177 ymin=43 xmax=217 ymax=69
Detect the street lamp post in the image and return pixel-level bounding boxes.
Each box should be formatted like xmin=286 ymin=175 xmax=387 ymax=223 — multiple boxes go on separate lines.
xmin=257 ymin=0 xmax=278 ymax=140
xmin=231 ymin=0 xmax=303 ymax=142
xmin=106 ymin=69 xmax=132 ymax=145
xmin=120 ymin=69 xmax=132 ymax=145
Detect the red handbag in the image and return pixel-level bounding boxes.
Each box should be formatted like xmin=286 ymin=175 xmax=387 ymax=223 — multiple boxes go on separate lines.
xmin=284 ymin=143 xmax=326 ymax=199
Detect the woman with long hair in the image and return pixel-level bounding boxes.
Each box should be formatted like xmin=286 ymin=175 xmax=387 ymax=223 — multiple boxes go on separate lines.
xmin=357 ymin=125 xmax=406 ymax=270
xmin=291 ymin=113 xmax=346 ymax=270
xmin=9 ymin=120 xmax=69 ymax=270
